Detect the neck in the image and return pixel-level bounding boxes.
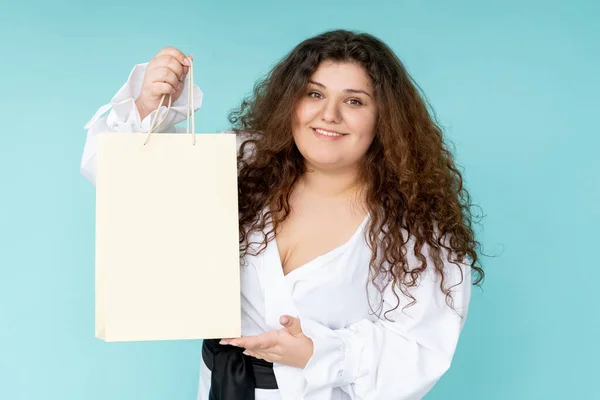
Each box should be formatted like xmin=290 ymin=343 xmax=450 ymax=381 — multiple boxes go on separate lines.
xmin=299 ymin=163 xmax=363 ymax=199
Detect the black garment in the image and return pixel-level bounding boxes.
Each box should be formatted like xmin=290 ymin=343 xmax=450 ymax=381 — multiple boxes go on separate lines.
xmin=202 ymin=339 xmax=278 ymax=400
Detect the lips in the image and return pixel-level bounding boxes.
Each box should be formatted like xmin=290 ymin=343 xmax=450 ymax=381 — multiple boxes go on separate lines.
xmin=312 ymin=127 xmax=346 ymax=137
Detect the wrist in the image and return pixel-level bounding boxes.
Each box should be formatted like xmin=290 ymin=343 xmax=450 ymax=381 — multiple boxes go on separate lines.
xmin=135 ymin=98 xmax=152 ymax=120
xmin=300 ymin=336 xmax=314 ymax=368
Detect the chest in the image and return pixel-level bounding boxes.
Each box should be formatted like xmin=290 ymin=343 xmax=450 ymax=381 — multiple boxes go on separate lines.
xmin=275 ymin=201 xmax=367 ymax=276
xmin=240 ymin=214 xmax=376 ymax=332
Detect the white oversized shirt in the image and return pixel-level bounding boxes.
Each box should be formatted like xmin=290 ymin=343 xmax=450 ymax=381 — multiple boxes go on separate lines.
xmin=81 ymin=63 xmax=472 ymax=400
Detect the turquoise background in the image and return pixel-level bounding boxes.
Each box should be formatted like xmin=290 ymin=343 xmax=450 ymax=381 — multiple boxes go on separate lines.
xmin=1 ymin=0 xmax=598 ymax=399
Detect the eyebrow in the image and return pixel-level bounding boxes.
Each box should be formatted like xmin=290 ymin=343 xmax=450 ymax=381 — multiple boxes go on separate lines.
xmin=308 ymin=80 xmax=373 ymax=99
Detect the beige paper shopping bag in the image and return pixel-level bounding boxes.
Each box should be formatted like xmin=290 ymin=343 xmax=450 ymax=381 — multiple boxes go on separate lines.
xmin=95 ymin=59 xmax=241 ymax=342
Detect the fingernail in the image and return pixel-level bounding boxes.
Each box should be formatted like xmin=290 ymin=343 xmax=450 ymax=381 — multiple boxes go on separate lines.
xmin=184 ymin=58 xmax=190 ymax=66
xmin=219 ymin=340 xmax=228 ymax=345
xmin=281 ymin=316 xmax=289 ymax=325
xmin=243 ymin=351 xmax=250 ymax=356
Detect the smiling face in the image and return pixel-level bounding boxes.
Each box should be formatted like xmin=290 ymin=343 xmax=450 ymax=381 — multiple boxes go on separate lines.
xmin=292 ymin=61 xmax=378 ymax=172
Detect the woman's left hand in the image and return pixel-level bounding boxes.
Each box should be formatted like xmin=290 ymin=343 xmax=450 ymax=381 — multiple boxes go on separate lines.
xmin=221 ymin=315 xmax=314 ymax=369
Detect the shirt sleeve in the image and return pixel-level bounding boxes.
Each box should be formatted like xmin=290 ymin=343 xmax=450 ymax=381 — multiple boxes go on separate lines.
xmin=300 ymin=245 xmax=473 ymax=400
xmin=80 ymin=62 xmax=204 ymax=185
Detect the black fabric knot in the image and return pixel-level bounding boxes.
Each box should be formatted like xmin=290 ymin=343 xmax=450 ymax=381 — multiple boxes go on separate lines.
xmin=203 ymin=339 xmax=278 ymax=400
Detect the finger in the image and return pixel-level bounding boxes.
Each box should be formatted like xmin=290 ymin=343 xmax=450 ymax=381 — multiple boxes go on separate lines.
xmin=183 ymin=55 xmax=193 ymax=75
xmin=149 ymin=81 xmax=178 ymax=97
xmin=232 ymin=336 xmax=266 ymax=350
xmin=219 ymin=337 xmax=238 ymax=345
xmin=280 ymin=315 xmax=303 ymax=335
xmin=229 ymin=336 xmax=252 ymax=348
xmin=244 ymin=350 xmax=276 ymax=363
xmin=243 ymin=350 xmax=259 ymax=359
xmin=156 ymin=46 xmax=190 ymax=68
xmin=232 ymin=332 xmax=276 ymax=350
xmin=154 ymin=55 xmax=185 ymax=81
xmin=150 ymin=68 xmax=180 ymax=93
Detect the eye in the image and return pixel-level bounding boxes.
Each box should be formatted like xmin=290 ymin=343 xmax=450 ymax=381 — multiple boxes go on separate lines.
xmin=346 ymin=98 xmax=363 ymax=106
xmin=308 ymin=91 xmax=323 ymax=99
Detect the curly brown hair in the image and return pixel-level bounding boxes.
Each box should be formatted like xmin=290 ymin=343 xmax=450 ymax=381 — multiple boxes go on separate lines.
xmin=228 ymin=29 xmax=484 ymax=314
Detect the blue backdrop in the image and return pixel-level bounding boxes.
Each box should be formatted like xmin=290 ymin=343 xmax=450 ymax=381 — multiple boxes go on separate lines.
xmin=1 ymin=0 xmax=598 ymax=399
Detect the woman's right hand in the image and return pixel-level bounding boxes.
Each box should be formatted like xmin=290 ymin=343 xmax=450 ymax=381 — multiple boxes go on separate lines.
xmin=135 ymin=46 xmax=193 ymax=120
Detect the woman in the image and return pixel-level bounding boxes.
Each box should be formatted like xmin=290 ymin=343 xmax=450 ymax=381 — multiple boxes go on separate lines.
xmin=81 ymin=30 xmax=483 ymax=400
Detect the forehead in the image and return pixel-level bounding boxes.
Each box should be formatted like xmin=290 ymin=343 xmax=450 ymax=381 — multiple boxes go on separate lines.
xmin=309 ymin=61 xmax=373 ymax=91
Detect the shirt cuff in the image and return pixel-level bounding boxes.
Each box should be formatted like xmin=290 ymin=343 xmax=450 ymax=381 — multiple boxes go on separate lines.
xmin=300 ymin=317 xmax=362 ymax=393
xmin=84 ymin=62 xmax=203 ymax=133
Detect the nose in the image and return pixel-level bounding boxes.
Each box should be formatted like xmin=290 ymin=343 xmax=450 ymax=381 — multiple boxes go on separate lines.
xmin=320 ymin=99 xmax=341 ymax=124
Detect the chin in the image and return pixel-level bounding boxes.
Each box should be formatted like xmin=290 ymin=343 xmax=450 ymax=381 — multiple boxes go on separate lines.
xmin=305 ymin=155 xmax=352 ymax=172
xmin=293 ymin=131 xmax=360 ymax=171
xmin=298 ymin=147 xmax=338 ymax=165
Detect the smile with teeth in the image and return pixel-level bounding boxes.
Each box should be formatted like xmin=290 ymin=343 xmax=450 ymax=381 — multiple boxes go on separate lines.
xmin=313 ymin=128 xmax=345 ymax=137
